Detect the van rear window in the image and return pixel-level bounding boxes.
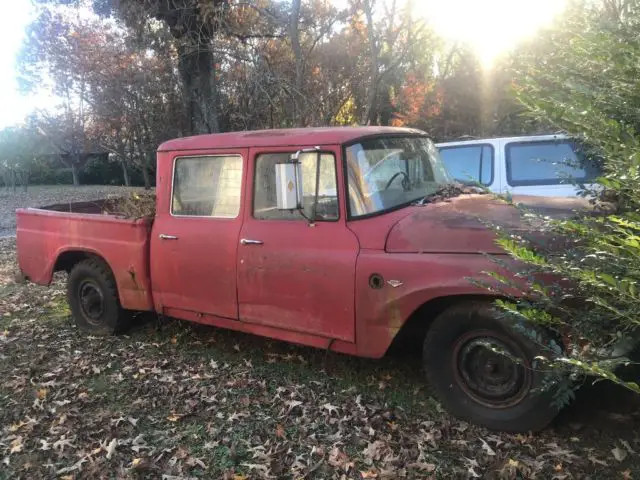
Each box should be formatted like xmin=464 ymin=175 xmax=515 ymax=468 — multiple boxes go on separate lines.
xmin=438 ymin=144 xmax=493 ymax=186
xmin=505 ymin=141 xmax=601 ymax=187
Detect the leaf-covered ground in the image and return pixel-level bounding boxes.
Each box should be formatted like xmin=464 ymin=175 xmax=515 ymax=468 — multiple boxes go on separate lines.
xmin=0 ymin=186 xmax=146 ymax=237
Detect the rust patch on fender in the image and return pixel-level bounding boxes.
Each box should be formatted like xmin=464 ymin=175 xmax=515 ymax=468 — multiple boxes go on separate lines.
xmin=128 ymin=266 xmax=139 ymax=290
xmin=384 ymin=285 xmax=405 ymax=340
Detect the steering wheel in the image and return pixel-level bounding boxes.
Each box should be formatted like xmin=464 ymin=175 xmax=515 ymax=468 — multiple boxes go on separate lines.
xmin=384 ymin=171 xmax=410 ymax=191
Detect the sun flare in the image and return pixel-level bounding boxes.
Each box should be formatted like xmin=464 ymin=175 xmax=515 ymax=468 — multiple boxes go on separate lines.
xmin=417 ymin=0 xmax=568 ymax=65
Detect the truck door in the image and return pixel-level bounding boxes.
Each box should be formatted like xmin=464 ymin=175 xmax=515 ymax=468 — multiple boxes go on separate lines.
xmin=151 ymin=149 xmax=247 ymax=320
xmin=236 ymin=146 xmax=359 ymax=342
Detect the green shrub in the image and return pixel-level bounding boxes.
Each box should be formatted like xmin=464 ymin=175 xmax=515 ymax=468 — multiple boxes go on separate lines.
xmin=491 ymin=0 xmax=640 ymax=401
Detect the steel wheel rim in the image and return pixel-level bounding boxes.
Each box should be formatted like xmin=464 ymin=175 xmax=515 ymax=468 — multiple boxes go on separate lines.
xmin=78 ymin=280 xmax=105 ymax=324
xmin=452 ymin=329 xmax=532 ymax=409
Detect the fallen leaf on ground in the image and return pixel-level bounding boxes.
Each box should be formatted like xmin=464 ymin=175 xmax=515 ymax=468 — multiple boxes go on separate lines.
xmin=105 ymin=438 xmax=117 ymax=459
xmin=612 ymin=446 xmax=628 ymax=462
xmin=621 ymin=439 xmax=637 ymax=455
xmin=9 ymin=438 xmax=23 ymax=454
xmin=480 ymin=437 xmax=496 ymax=456
xmin=589 ymin=455 xmax=608 ymax=467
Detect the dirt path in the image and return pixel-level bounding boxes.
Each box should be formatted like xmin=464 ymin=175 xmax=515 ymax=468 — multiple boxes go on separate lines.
xmin=1 ymin=238 xmax=639 ymax=479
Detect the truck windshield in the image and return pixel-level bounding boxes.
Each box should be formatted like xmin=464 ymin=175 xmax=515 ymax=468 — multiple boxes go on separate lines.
xmin=346 ymin=136 xmax=452 ymax=217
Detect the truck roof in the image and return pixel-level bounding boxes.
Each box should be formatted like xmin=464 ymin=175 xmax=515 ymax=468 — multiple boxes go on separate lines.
xmin=158 ymin=126 xmax=426 ymax=152
xmin=436 ymin=133 xmax=570 ymax=147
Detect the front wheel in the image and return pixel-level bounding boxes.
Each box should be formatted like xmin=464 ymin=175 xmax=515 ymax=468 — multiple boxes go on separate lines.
xmin=67 ymin=258 xmax=130 ymax=335
xmin=423 ymin=302 xmax=563 ymax=433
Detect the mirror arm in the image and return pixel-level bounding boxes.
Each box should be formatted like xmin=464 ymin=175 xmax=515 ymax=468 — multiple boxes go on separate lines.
xmin=292 ymin=146 xmax=321 ymax=161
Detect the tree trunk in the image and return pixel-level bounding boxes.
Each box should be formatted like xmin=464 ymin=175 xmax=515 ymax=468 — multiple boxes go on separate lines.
xmin=142 ymin=152 xmax=153 ymax=190
xmin=379 ymin=88 xmax=393 ymax=126
xmin=178 ymin=43 xmax=220 ymax=135
xmin=11 ymin=170 xmax=16 ymax=194
xmin=289 ymin=0 xmax=304 ymax=127
xmin=142 ymin=166 xmax=151 ymax=190
xmin=120 ymin=159 xmax=131 ymax=187
xmin=21 ymin=169 xmax=29 ymax=193
xmin=362 ymin=0 xmax=379 ymax=126
xmin=70 ymin=163 xmax=80 ymax=186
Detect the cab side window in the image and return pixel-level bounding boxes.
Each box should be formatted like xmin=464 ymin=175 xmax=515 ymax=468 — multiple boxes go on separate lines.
xmin=253 ymin=152 xmax=339 ymax=221
xmin=172 ymin=155 xmax=243 ymax=218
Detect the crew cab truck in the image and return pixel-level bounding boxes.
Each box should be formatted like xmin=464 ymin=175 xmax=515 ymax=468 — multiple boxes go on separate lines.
xmin=17 ymin=127 xmax=565 ymax=433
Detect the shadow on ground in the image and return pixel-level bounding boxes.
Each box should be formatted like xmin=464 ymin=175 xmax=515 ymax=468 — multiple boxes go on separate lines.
xmin=553 ymin=363 xmax=640 ymax=436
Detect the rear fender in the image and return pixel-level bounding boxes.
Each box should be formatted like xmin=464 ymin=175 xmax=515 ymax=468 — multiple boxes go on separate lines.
xmin=22 ymin=246 xmax=103 ymax=286
xmin=31 ymin=247 xmax=154 ymax=312
xmin=16 ymin=210 xmax=154 ymax=312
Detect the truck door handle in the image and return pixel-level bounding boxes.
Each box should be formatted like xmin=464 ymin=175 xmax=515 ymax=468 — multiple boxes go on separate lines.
xmin=159 ymin=234 xmax=179 ymax=240
xmin=240 ymin=238 xmax=263 ymax=245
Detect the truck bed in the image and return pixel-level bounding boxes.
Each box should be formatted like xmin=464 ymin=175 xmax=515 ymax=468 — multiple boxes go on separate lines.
xmin=16 ymin=201 xmax=155 ymax=312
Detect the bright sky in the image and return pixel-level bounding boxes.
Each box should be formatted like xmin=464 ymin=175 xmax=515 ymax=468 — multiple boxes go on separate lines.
xmin=419 ymin=0 xmax=568 ymax=65
xmin=0 ymin=0 xmax=568 ymax=129
xmin=0 ymin=0 xmax=38 ymax=128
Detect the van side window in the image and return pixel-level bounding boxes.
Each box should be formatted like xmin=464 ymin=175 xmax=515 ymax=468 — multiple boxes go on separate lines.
xmin=438 ymin=145 xmax=493 ymax=185
xmin=505 ymin=141 xmax=601 ymax=187
xmin=172 ymin=155 xmax=243 ymax=218
xmin=254 ymin=152 xmax=339 ymax=221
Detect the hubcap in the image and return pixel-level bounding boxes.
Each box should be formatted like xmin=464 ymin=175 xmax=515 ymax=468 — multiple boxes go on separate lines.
xmin=452 ymin=330 xmax=531 ymax=408
xmin=78 ymin=280 xmax=105 ymax=324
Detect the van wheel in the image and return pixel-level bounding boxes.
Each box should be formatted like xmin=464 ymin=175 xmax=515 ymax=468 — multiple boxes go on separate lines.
xmin=423 ymin=302 xmax=562 ymax=433
xmin=67 ymin=259 xmax=129 ymax=335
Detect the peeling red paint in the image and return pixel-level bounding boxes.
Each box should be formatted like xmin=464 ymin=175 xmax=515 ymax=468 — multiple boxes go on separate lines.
xmin=386 ymin=195 xmax=524 ymax=254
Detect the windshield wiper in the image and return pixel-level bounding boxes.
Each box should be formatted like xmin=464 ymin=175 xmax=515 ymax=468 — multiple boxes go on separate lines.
xmin=415 ymin=183 xmax=485 ymax=206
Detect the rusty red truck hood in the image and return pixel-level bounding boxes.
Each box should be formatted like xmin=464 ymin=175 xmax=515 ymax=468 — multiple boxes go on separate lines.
xmin=385 ymin=194 xmax=601 ymax=254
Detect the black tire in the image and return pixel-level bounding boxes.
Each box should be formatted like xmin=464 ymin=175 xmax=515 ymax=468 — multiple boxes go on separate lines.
xmin=423 ymin=301 xmax=561 ymax=433
xmin=67 ymin=258 xmax=129 ymax=335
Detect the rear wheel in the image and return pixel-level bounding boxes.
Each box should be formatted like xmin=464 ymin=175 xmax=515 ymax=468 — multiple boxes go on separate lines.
xmin=423 ymin=302 xmax=562 ymax=432
xmin=67 ymin=258 xmax=129 ymax=335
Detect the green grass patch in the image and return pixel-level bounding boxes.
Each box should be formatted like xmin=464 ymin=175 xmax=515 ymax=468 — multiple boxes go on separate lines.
xmin=46 ymin=296 xmax=71 ymax=321
xmin=86 ymin=373 xmax=113 ymax=395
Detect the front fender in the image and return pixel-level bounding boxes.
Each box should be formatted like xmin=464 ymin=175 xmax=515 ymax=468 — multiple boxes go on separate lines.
xmin=354 ymin=251 xmax=517 ymax=358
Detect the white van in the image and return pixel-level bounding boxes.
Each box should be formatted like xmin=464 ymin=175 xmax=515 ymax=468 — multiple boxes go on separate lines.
xmin=436 ymin=134 xmax=602 ymax=197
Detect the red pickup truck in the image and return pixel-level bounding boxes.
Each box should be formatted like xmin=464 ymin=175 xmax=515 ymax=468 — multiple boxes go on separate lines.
xmin=16 ymin=127 xmax=566 ymax=432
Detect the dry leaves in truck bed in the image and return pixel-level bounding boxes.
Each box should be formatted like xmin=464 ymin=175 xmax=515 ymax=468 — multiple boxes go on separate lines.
xmin=102 ymin=191 xmax=157 ymax=219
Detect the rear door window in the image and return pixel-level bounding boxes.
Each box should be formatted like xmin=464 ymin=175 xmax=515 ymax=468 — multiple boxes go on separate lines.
xmin=438 ymin=144 xmax=493 ymax=185
xmin=505 ymin=140 xmax=601 ymax=186
xmin=172 ymin=155 xmax=243 ymax=218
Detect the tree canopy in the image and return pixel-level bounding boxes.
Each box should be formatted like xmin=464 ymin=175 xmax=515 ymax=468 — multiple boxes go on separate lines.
xmin=5 ymin=0 xmax=546 ymax=189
